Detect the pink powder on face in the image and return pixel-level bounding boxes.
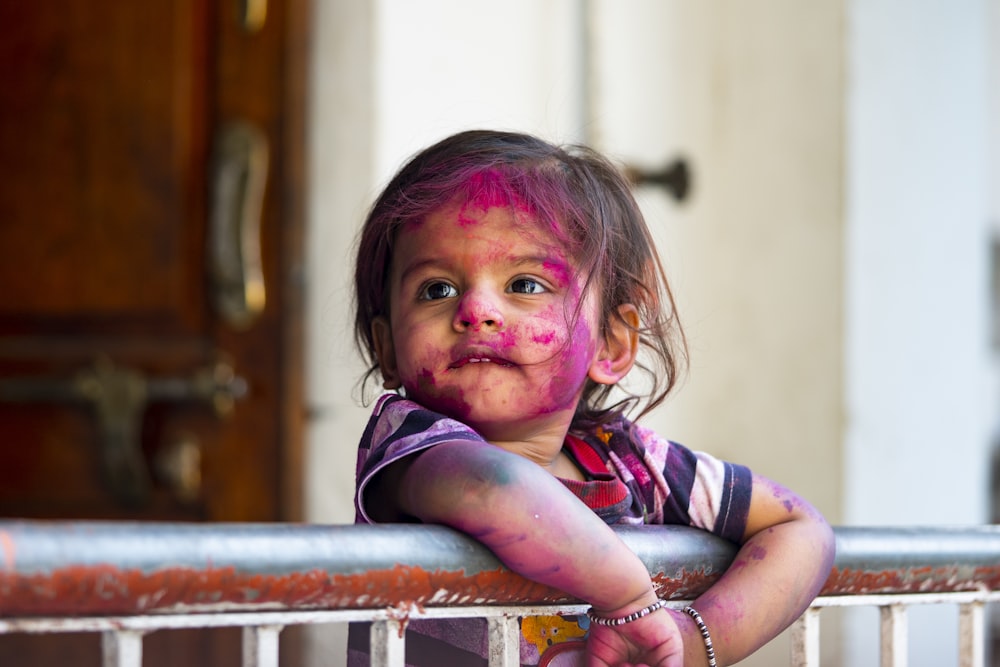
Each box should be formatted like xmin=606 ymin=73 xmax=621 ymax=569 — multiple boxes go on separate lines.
xmin=516 ymin=303 xmax=569 ymax=352
xmin=541 ymin=260 xmax=573 ymax=289
xmin=413 ymin=367 xmax=438 ymax=390
xmin=412 ymin=369 xmax=475 ymax=421
xmin=431 ymin=392 xmax=474 ymax=422
xmin=387 ymin=195 xmax=606 ymax=434
xmin=565 ymin=315 xmax=599 ymax=368
xmin=495 ymin=329 xmax=519 ymax=349
xmin=456 ymin=206 xmax=482 ymax=228
xmin=517 ymin=313 xmax=597 ymax=418
xmin=531 ymin=330 xmax=557 ymax=346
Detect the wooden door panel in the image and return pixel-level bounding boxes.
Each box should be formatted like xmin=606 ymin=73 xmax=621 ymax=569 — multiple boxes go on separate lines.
xmin=0 ymin=0 xmax=304 ymax=518
xmin=0 ymin=0 xmax=307 ymax=664
xmin=0 ymin=1 xmax=206 ymax=330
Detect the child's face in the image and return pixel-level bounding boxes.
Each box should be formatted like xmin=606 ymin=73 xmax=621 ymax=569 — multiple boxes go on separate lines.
xmin=374 ymin=201 xmax=609 ymax=442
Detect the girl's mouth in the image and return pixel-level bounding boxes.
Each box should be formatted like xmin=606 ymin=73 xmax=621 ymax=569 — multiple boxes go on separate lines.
xmin=450 ymin=355 xmax=514 ymax=369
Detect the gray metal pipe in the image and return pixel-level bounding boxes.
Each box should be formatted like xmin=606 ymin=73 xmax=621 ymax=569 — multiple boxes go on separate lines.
xmin=0 ymin=521 xmax=997 ymax=617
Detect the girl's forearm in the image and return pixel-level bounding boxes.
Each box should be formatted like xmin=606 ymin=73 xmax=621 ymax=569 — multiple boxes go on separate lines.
xmin=398 ymin=440 xmax=658 ymax=613
xmin=684 ymin=513 xmax=835 ymax=665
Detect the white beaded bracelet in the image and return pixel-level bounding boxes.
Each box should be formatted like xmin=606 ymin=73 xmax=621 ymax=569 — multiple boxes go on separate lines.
xmin=586 ymin=598 xmax=669 ymax=626
xmin=682 ymin=605 xmax=718 ymax=667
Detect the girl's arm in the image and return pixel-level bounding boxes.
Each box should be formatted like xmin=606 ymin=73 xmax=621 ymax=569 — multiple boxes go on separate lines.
xmin=390 ymin=441 xmax=685 ymax=667
xmin=383 ymin=438 xmax=686 ymax=664
xmin=671 ymin=474 xmax=836 ymax=666
xmin=372 ymin=440 xmax=833 ymax=666
xmin=381 ymin=438 xmax=663 ymax=615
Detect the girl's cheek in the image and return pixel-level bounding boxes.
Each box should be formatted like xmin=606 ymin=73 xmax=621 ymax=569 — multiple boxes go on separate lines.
xmin=396 ymin=329 xmax=445 ymax=386
xmin=496 ymin=313 xmax=563 ymax=352
xmin=496 ymin=328 xmax=518 ymax=350
xmin=530 ymin=329 xmax=557 ymax=346
xmin=524 ymin=305 xmax=572 ymax=348
xmin=559 ymin=316 xmax=599 ymax=372
xmin=515 ymin=323 xmax=566 ymax=355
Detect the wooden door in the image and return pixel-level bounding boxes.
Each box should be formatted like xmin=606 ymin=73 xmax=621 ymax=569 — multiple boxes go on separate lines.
xmin=0 ymin=0 xmax=308 ymax=664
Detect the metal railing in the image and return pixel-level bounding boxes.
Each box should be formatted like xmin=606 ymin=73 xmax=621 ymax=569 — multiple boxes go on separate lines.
xmin=0 ymin=521 xmax=998 ymax=666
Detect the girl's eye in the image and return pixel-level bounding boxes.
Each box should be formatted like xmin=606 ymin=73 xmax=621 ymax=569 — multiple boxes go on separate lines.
xmin=509 ymin=278 xmax=546 ymax=295
xmin=419 ymin=282 xmax=459 ymax=300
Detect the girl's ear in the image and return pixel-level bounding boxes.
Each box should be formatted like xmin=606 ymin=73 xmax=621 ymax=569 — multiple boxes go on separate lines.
xmin=372 ymin=316 xmax=402 ymax=389
xmin=589 ymin=304 xmax=640 ymax=386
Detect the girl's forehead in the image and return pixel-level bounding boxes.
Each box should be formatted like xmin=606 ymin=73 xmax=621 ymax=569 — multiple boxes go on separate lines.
xmin=404 ymin=198 xmax=571 ymax=243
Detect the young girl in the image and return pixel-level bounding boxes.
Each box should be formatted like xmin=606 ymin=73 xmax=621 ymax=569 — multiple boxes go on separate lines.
xmin=348 ymin=130 xmax=834 ymax=666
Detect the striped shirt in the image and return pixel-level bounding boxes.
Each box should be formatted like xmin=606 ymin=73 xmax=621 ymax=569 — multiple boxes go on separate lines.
xmin=348 ymin=394 xmax=752 ymax=666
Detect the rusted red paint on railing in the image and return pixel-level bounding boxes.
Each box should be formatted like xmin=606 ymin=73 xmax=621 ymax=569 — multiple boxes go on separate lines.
xmin=820 ymin=563 xmax=1000 ymax=597
xmin=6 ymin=562 xmax=998 ymax=618
xmin=3 ymin=562 xmax=1000 ymax=617
xmin=0 ymin=564 xmax=724 ymax=617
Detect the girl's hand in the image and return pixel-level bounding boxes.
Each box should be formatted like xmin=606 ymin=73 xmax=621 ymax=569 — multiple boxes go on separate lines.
xmin=586 ymin=607 xmax=685 ymax=667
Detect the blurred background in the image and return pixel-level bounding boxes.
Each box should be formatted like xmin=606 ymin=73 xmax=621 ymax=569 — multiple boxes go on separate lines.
xmin=1 ymin=1 xmax=997 ymax=665
xmin=307 ymin=2 xmax=1000 ymax=665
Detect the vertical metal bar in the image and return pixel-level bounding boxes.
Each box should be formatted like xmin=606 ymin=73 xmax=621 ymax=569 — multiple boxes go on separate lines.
xmin=790 ymin=607 xmax=821 ymax=667
xmin=242 ymin=625 xmax=283 ymax=667
xmin=879 ymin=604 xmax=907 ymax=667
xmin=102 ymin=630 xmax=143 ymax=667
xmin=488 ymin=615 xmax=521 ymax=667
xmin=370 ymin=619 xmax=406 ymax=667
xmin=958 ymin=601 xmax=985 ymax=667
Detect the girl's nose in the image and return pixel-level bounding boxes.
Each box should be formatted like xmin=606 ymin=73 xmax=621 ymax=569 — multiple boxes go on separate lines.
xmin=453 ymin=291 xmax=504 ymax=332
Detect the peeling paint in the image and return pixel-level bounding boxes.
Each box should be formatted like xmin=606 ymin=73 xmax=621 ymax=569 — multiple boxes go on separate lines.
xmin=4 ymin=560 xmax=998 ymax=618
xmin=820 ymin=564 xmax=1000 ymax=597
xmin=0 ymin=562 xmax=731 ymax=618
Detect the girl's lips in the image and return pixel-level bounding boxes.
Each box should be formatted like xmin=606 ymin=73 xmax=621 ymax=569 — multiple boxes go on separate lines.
xmin=449 ymin=353 xmax=514 ymax=369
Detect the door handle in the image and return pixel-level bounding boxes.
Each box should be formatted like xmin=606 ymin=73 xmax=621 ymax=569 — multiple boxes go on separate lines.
xmin=210 ymin=121 xmax=269 ymax=330
xmin=624 ymin=157 xmax=692 ymax=203
xmin=239 ymin=0 xmax=267 ymax=32
xmin=0 ymin=358 xmax=247 ymax=507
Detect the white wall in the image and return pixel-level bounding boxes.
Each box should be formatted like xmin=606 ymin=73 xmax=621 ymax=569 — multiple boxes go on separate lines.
xmin=372 ymin=0 xmax=587 ymax=171
xmin=845 ymin=0 xmax=991 ymax=528
xmin=844 ymin=1 xmax=993 ymax=665
xmin=306 ymin=0 xmax=374 ymax=528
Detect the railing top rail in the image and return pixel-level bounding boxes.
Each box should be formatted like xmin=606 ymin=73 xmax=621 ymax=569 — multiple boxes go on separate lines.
xmin=0 ymin=521 xmax=998 ymax=618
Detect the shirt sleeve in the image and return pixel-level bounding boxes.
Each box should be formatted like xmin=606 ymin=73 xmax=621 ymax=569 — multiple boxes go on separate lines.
xmin=606 ymin=419 xmax=753 ymax=543
xmin=354 ymin=394 xmax=487 ymax=524
xmin=662 ymin=444 xmax=753 ymax=543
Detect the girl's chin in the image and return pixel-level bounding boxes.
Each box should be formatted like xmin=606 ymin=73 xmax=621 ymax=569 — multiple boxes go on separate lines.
xmin=417 ymin=398 xmax=536 ymax=426
xmin=405 ymin=385 xmax=579 ymax=431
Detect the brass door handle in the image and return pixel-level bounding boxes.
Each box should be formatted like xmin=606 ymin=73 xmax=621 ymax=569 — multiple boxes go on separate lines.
xmin=210 ymin=121 xmax=269 ymax=330
xmin=0 ymin=358 xmax=247 ymax=506
xmin=239 ymin=0 xmax=267 ymax=32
